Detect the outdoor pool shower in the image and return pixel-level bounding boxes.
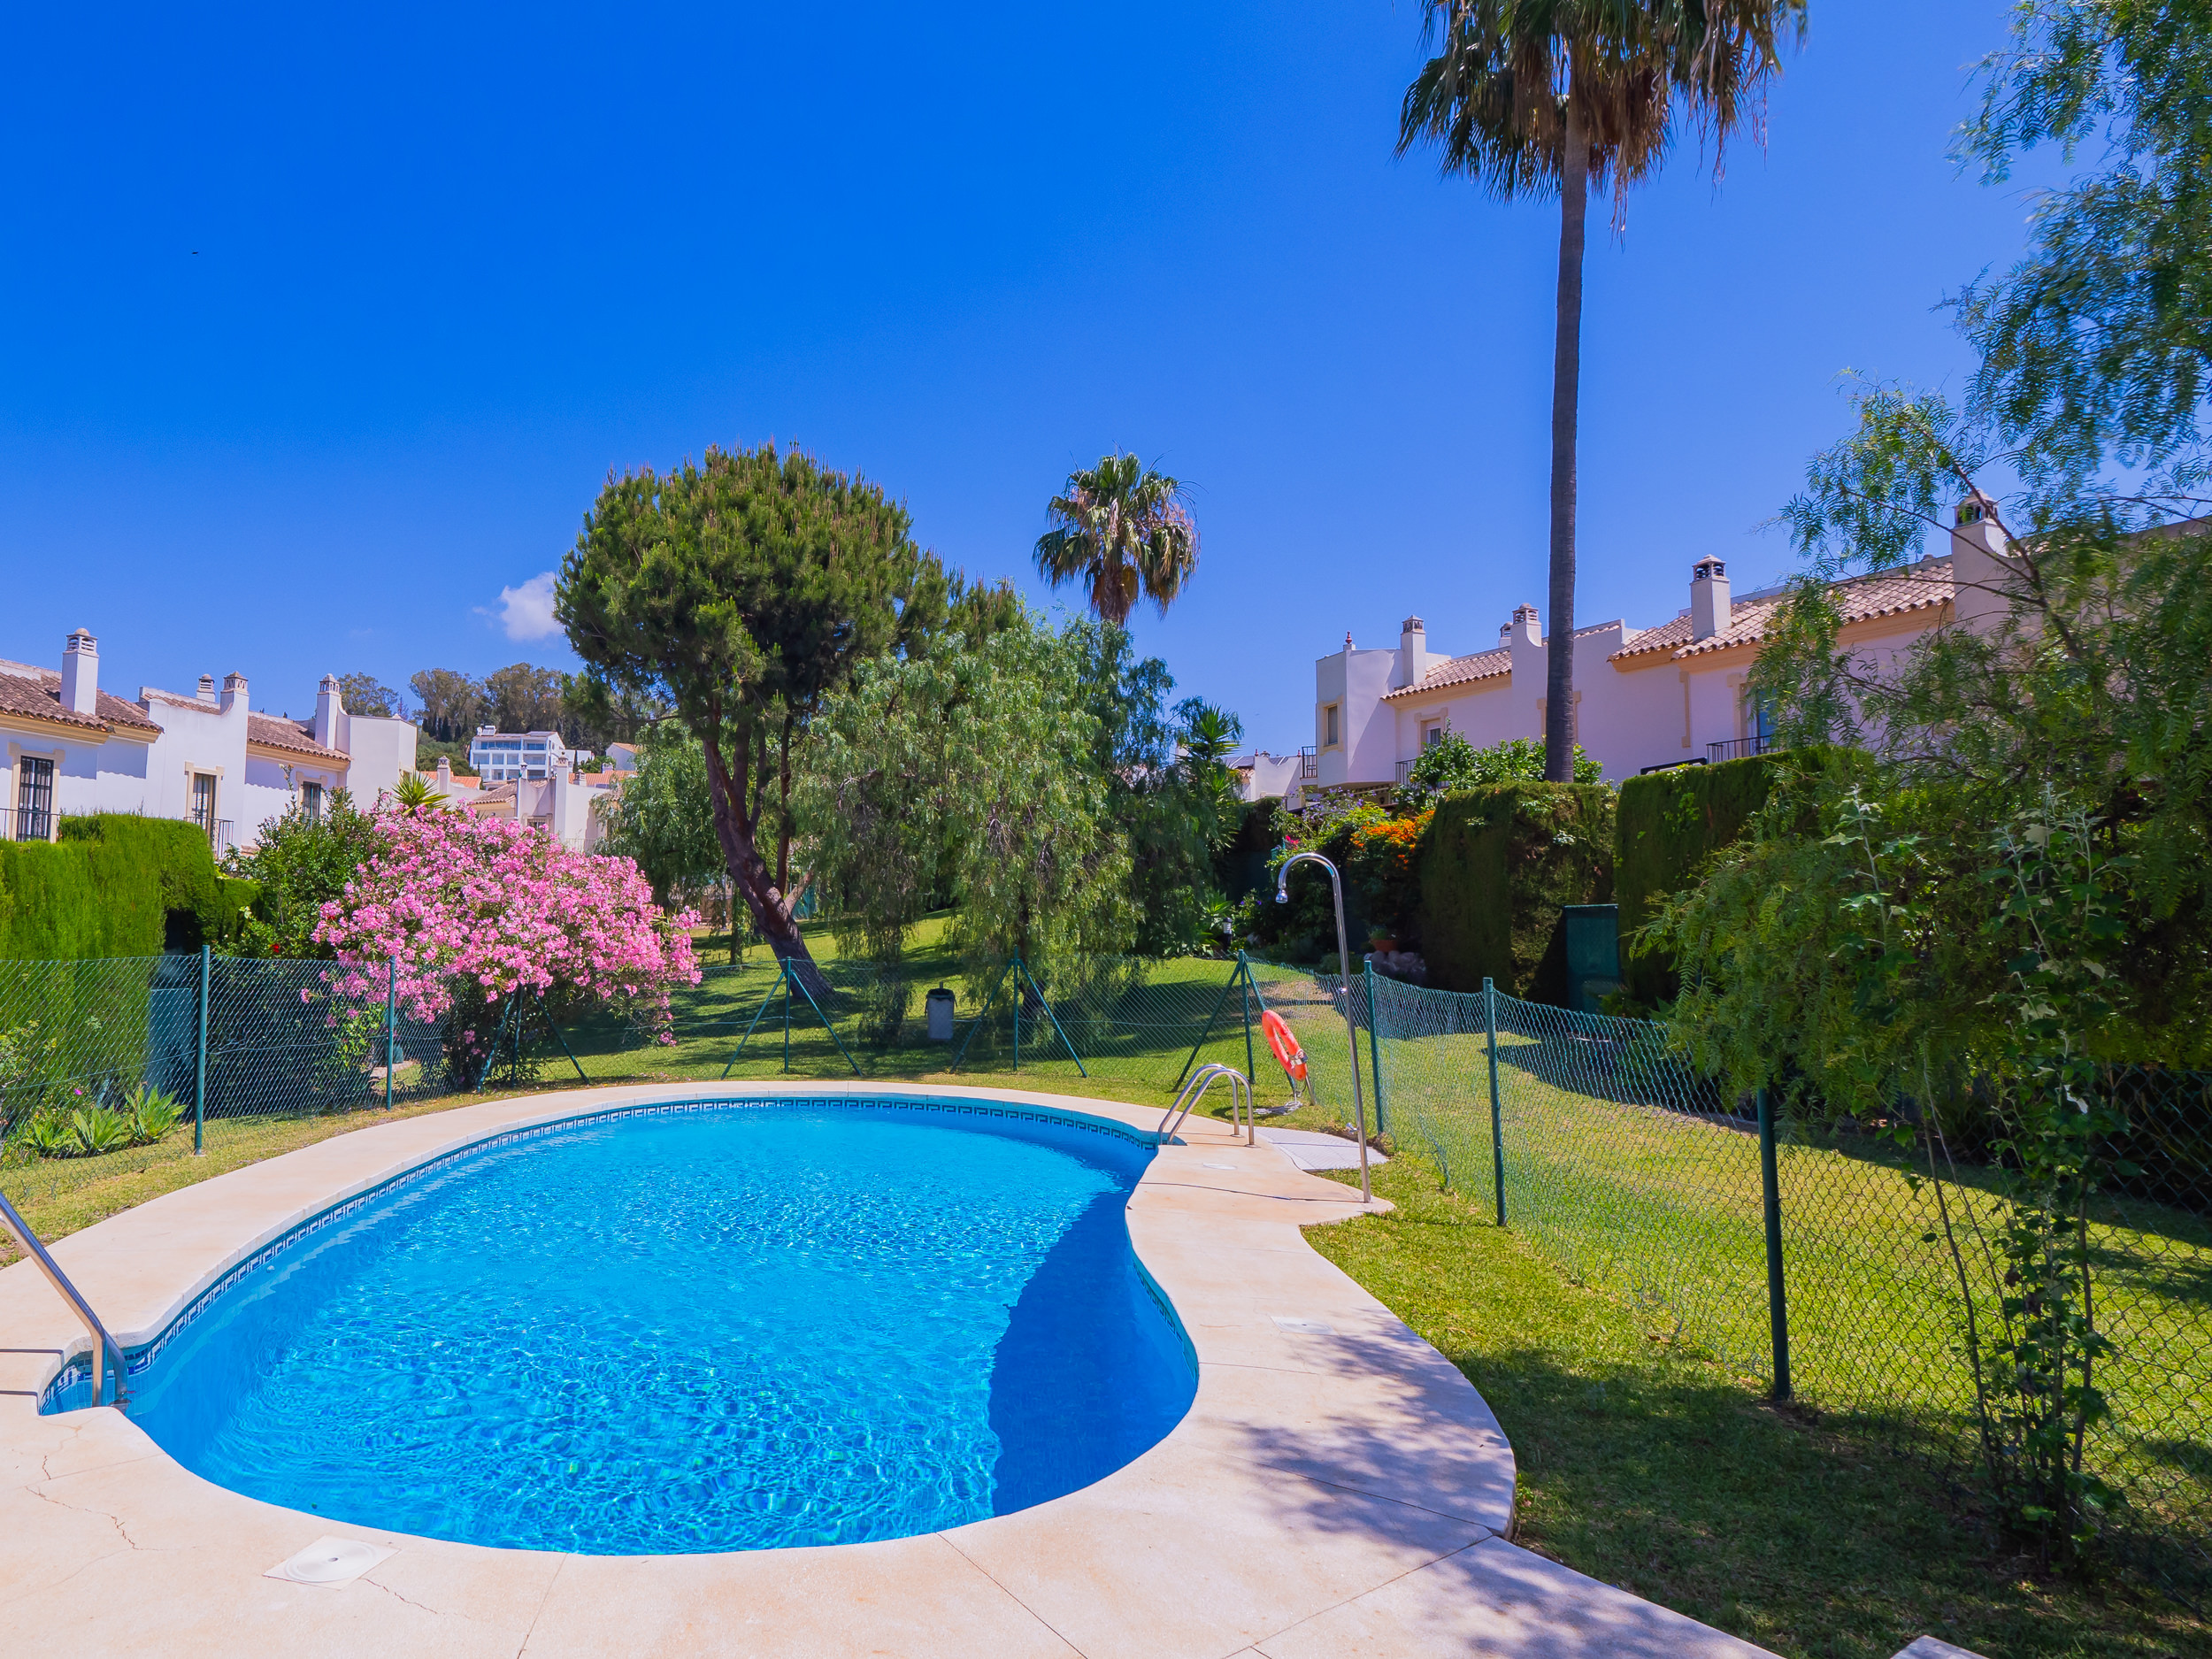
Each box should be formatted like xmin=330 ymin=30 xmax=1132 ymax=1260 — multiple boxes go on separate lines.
xmin=1275 ymin=852 xmax=1373 ymax=1204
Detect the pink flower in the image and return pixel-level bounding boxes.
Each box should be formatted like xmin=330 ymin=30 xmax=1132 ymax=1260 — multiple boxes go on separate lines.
xmin=314 ymin=810 xmax=695 ymax=1044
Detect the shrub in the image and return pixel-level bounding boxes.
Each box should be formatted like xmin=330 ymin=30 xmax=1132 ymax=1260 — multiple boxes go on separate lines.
xmin=1614 ymin=749 xmax=1858 ymax=1008
xmin=0 ymin=814 xmax=254 ymax=959
xmin=1346 ymin=810 xmax=1432 ymax=941
xmin=315 ymin=807 xmax=700 ymax=1073
xmin=1399 ymin=733 xmax=1601 ymax=806
xmin=1254 ymin=798 xmax=1387 ymax=960
xmin=227 ymin=791 xmax=383 ymax=959
xmin=124 ymin=1081 xmax=182 ymax=1144
xmin=1416 ymin=782 xmax=1615 ymax=1000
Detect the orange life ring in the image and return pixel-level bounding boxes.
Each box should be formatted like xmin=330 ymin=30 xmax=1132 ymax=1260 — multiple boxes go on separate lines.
xmin=1261 ymin=1010 xmax=1307 ymax=1082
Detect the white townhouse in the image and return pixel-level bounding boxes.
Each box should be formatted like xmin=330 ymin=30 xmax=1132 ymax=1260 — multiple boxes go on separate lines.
xmin=1295 ymin=495 xmax=2015 ymax=794
xmin=0 ymin=629 xmax=418 ymax=851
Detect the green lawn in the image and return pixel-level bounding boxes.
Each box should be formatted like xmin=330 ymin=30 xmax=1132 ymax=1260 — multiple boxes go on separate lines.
xmin=1302 ymin=1152 xmax=2211 ymax=1659
xmin=1332 ymin=1019 xmax=2212 ymax=1591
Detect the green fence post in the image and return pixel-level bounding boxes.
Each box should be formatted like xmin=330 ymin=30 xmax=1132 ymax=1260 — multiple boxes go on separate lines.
xmin=1484 ymin=976 xmax=1504 ymax=1227
xmin=1020 ymin=961 xmax=1087 ymax=1077
xmin=1757 ymin=1087 xmax=1793 ymax=1402
xmin=194 ymin=943 xmax=210 ymax=1156
xmin=1171 ymin=956 xmax=1243 ymax=1093
xmin=1238 ymin=950 xmax=1258 ymax=1086
xmin=1364 ymin=960 xmax=1388 ymax=1135
xmin=383 ymin=956 xmax=398 ymax=1111
xmin=782 ymin=963 xmax=793 ymax=1074
xmin=1012 ymin=956 xmax=1022 ymax=1072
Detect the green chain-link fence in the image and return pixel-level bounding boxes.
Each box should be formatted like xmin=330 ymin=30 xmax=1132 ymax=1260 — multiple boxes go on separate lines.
xmin=0 ymin=947 xmax=2204 ymax=1589
xmin=1362 ymin=970 xmax=2212 ymax=1596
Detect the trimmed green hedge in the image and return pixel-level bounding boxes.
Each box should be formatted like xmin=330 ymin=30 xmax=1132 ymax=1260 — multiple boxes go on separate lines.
xmin=1416 ymin=782 xmax=1615 ymax=1001
xmin=0 ymin=816 xmax=256 ymax=960
xmin=1614 ymin=749 xmax=1868 ymax=1007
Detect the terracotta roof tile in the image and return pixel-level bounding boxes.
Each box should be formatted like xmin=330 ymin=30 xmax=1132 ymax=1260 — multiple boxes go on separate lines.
xmin=246 ymin=711 xmax=349 ymax=764
xmin=1609 ymin=559 xmax=1955 ymax=664
xmin=0 ymin=662 xmax=162 ymax=735
xmin=1379 ymin=646 xmax=1511 ymax=703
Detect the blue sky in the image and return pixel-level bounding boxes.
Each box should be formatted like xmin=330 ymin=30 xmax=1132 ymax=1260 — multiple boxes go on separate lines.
xmin=2 ymin=1 xmax=2037 ymax=749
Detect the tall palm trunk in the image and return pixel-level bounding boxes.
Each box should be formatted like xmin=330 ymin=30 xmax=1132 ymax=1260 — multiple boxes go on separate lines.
xmin=1545 ymin=91 xmax=1589 ymax=784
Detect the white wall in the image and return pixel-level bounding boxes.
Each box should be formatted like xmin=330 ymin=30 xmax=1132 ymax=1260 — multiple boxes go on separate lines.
xmin=343 ymin=716 xmax=419 ymax=805
xmin=1237 ymin=752 xmax=1303 ymax=802
xmin=1316 ymin=645 xmax=1398 ymax=786
xmin=2 ymin=720 xmax=153 ymax=825
xmin=138 ymin=687 xmax=250 ymax=839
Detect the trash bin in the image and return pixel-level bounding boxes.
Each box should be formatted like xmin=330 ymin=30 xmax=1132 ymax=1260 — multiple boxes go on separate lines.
xmin=1562 ymin=904 xmax=1623 ymax=1013
xmin=926 ymin=987 xmax=956 ymax=1042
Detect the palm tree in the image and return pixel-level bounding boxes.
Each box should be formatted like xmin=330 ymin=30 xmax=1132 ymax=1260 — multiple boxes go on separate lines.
xmin=1401 ymin=0 xmax=1803 ymax=780
xmin=1034 ymin=453 xmax=1200 ymax=627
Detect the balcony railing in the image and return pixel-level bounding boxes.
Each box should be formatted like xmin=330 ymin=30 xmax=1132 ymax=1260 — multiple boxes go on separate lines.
xmin=1395 ymin=758 xmax=1417 ymax=785
xmin=1297 ymin=747 xmax=1319 ymax=780
xmin=1 ymin=805 xmax=57 ymax=843
xmin=1707 ymin=733 xmax=1781 ymax=764
xmin=200 ymin=818 xmax=236 ymax=856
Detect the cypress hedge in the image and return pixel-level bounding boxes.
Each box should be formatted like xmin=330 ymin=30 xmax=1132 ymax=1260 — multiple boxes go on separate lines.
xmin=1416 ymin=782 xmax=1615 ymax=1001
xmin=1614 ymin=749 xmax=1864 ymax=1007
xmin=0 ymin=815 xmax=256 ymax=960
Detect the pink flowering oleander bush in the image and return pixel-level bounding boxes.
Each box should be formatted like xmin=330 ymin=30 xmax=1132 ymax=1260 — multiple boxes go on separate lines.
xmin=314 ymin=807 xmax=700 ymax=1076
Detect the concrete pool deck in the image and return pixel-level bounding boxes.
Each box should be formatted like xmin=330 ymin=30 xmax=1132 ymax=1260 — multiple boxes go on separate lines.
xmin=0 ymin=1082 xmax=1774 ymax=1657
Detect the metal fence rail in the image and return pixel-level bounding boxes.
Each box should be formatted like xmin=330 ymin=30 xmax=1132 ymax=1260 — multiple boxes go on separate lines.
xmin=0 ymin=946 xmax=2203 ymax=1588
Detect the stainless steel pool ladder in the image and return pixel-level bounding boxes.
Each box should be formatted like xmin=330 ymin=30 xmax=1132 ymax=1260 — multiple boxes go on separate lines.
xmin=1158 ymin=1064 xmax=1254 ymax=1146
xmin=0 ymin=1189 xmax=127 ymax=1408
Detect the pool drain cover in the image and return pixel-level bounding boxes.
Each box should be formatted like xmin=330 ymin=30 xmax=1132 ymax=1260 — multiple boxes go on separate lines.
xmin=265 ymin=1535 xmax=396 ymax=1587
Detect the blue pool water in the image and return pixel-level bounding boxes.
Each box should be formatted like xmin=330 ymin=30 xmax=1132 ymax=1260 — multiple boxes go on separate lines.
xmin=109 ymin=1100 xmax=1195 ymax=1554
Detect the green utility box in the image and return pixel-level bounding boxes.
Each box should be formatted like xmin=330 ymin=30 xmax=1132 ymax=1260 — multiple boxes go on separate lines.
xmin=1562 ymin=903 xmax=1623 ymax=1014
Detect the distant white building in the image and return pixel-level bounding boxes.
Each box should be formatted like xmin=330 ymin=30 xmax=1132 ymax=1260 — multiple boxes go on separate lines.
xmin=1229 ymin=751 xmax=1304 ymax=803
xmin=450 ymin=769 xmax=615 ymax=853
xmin=0 ymin=630 xmax=419 ymax=851
xmin=468 ymin=726 xmax=590 ymax=782
xmin=1292 ymin=496 xmax=2015 ymax=792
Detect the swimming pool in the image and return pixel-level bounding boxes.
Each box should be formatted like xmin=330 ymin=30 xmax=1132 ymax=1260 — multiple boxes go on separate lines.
xmin=92 ymin=1098 xmax=1195 ymax=1555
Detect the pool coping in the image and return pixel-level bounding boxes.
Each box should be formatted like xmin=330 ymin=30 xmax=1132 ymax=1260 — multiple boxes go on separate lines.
xmin=0 ymin=1081 xmax=1776 ymax=1657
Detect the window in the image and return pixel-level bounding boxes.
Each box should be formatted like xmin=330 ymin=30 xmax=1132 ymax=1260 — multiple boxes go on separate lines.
xmin=190 ymin=772 xmax=217 ymax=834
xmin=301 ymin=781 xmax=324 ymax=822
xmin=15 ymin=756 xmax=53 ymax=841
xmin=1423 ymin=722 xmax=1446 ymax=749
xmin=1742 ymin=687 xmax=1778 ymax=753
xmin=1323 ymin=703 xmax=1340 ymax=748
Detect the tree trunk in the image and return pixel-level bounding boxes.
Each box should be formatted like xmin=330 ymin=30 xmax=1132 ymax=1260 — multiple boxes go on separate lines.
xmin=700 ymin=722 xmax=820 ymax=984
xmin=1545 ymin=92 xmax=1589 ymax=785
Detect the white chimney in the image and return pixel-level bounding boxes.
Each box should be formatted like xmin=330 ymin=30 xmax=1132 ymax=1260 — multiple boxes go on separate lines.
xmin=60 ymin=629 xmax=98 ymax=715
xmin=1510 ymin=603 xmax=1541 ymax=649
xmin=1396 ymin=615 xmax=1428 ymax=689
xmin=1690 ymin=557 xmax=1732 ymax=641
xmin=196 ymin=673 xmax=217 ymax=703
xmin=1948 ymin=490 xmax=2015 ymax=633
xmin=220 ymin=672 xmax=247 ymax=714
xmin=314 ymin=673 xmax=343 ymax=748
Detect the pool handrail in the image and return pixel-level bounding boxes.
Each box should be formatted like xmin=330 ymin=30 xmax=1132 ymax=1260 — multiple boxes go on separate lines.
xmin=1158 ymin=1064 xmax=1253 ymax=1146
xmin=0 ymin=1187 xmax=127 ymax=1408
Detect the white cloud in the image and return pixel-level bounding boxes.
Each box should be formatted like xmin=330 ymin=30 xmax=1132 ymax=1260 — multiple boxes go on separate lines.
xmin=493 ymin=572 xmax=561 ymax=641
